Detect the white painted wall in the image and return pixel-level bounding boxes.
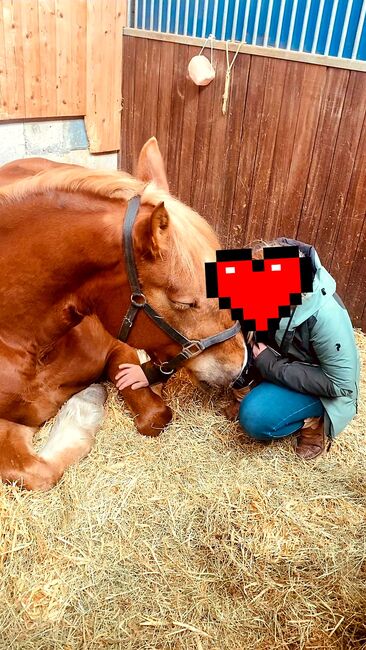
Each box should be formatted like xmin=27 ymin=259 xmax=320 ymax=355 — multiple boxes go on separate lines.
xmin=0 ymin=119 xmax=118 ymax=170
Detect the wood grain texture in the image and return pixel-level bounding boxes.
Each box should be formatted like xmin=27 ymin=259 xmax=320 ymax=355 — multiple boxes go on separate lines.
xmin=85 ymin=0 xmax=125 ymax=152
xmin=2 ymin=0 xmax=26 ymax=117
xmin=0 ymin=0 xmax=126 ymax=152
xmin=21 ymin=0 xmax=42 ymax=117
xmin=121 ymin=35 xmax=366 ymax=326
xmin=0 ymin=0 xmax=87 ymax=120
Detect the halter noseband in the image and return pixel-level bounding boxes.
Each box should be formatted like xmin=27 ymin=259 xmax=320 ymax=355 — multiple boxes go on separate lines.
xmin=117 ymin=196 xmax=241 ymax=376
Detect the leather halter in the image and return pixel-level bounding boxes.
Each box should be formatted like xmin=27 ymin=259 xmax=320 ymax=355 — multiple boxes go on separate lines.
xmin=118 ymin=196 xmax=241 ymax=376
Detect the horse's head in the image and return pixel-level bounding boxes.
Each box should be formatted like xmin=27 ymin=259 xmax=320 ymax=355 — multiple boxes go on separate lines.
xmin=131 ymin=138 xmax=246 ymax=387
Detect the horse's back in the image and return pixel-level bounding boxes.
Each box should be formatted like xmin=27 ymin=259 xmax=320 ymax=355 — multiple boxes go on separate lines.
xmin=0 ymin=157 xmax=82 ymax=187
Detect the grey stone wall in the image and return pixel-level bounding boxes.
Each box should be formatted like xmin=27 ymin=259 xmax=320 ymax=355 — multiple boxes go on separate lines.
xmin=0 ymin=119 xmax=118 ymax=170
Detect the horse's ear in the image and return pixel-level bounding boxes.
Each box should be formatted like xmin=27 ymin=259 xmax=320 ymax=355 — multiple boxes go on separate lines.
xmin=150 ymin=202 xmax=170 ymax=257
xmin=135 ymin=137 xmax=169 ymax=192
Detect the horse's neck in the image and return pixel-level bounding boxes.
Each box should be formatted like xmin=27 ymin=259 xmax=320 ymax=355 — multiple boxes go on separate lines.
xmin=0 ymin=193 xmax=125 ymax=342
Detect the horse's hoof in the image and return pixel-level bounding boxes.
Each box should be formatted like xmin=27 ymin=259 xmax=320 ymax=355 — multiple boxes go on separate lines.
xmin=135 ymin=405 xmax=172 ymax=437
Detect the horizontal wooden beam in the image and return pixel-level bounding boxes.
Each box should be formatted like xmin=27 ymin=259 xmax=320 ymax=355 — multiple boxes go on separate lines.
xmin=123 ymin=28 xmax=366 ymax=73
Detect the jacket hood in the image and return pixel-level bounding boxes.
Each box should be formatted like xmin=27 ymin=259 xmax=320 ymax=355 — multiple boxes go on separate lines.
xmin=276 ymin=238 xmax=336 ymax=329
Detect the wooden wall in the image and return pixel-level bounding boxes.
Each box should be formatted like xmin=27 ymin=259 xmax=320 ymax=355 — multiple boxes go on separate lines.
xmin=0 ymin=0 xmax=126 ymax=152
xmin=121 ymin=34 xmax=366 ymax=330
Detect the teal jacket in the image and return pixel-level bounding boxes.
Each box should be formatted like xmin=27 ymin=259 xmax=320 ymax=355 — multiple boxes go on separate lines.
xmin=255 ymin=239 xmax=360 ymax=438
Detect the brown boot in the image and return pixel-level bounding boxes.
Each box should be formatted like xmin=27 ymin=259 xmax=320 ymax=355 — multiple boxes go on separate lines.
xmin=295 ymin=418 xmax=331 ymax=460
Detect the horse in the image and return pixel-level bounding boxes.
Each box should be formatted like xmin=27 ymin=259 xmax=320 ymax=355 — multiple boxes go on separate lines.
xmin=0 ymin=137 xmax=245 ymax=491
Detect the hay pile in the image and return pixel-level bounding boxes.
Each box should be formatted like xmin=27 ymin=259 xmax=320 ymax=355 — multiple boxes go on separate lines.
xmin=1 ymin=331 xmax=365 ymax=650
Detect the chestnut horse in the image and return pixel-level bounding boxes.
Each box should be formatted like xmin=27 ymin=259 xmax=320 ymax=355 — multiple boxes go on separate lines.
xmin=0 ymin=138 xmax=245 ymax=491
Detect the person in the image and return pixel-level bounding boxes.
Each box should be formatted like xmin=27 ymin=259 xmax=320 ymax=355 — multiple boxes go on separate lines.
xmin=115 ymin=238 xmax=360 ymax=461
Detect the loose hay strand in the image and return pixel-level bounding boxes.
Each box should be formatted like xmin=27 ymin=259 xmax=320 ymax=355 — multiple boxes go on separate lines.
xmin=0 ymin=331 xmax=365 ymax=649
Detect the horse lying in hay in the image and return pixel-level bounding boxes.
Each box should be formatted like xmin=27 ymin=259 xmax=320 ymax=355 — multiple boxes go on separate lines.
xmin=0 ymin=137 xmax=245 ymax=491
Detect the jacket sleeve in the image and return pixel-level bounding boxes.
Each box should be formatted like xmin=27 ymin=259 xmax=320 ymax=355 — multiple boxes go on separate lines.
xmin=255 ymin=311 xmax=354 ymax=398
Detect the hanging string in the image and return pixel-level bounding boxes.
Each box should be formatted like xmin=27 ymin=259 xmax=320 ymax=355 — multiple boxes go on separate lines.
xmin=199 ymin=33 xmax=214 ymax=65
xmin=222 ymin=40 xmax=243 ymax=115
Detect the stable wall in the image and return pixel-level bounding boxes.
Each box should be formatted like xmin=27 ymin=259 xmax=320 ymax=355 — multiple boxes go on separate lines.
xmin=0 ymin=0 xmax=126 ymax=153
xmin=0 ymin=119 xmax=117 ymax=168
xmin=120 ymin=32 xmax=366 ymax=330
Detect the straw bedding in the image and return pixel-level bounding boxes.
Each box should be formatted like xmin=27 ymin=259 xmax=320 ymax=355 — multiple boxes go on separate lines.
xmin=1 ymin=331 xmax=365 ymax=650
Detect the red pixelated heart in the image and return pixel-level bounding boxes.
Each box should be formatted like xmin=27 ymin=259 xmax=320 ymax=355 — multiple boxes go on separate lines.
xmin=205 ymin=247 xmax=313 ymax=331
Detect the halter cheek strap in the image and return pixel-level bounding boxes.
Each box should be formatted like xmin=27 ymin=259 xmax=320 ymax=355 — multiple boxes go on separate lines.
xmin=118 ymin=196 xmax=242 ymax=375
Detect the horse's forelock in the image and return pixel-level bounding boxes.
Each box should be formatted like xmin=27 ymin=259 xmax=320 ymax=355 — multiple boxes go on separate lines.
xmin=141 ymin=185 xmax=220 ymax=288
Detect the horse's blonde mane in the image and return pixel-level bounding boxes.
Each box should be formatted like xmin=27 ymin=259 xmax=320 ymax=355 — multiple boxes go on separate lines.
xmin=0 ymin=166 xmax=146 ymax=205
xmin=0 ymin=165 xmax=220 ymax=287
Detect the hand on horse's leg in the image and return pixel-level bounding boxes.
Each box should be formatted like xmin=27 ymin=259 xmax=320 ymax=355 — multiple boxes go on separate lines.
xmin=105 ymin=344 xmax=172 ymax=436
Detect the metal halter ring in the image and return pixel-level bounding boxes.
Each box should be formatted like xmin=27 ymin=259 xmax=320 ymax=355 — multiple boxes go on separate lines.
xmin=159 ymin=362 xmax=176 ymax=376
xmin=131 ymin=292 xmax=146 ymax=307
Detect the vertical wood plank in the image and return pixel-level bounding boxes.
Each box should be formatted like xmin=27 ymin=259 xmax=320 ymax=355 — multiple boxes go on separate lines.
xmin=120 ymin=35 xmax=136 ymax=171
xmin=246 ymin=57 xmax=287 ymax=242
xmin=141 ymin=38 xmax=161 ymax=147
xmin=130 ymin=35 xmax=148 ymax=168
xmin=280 ymin=64 xmax=327 ymax=238
xmin=55 ymin=0 xmax=72 ymax=115
xmin=330 ymin=95 xmax=366 ymax=304
xmin=38 ymin=0 xmax=57 ymax=116
xmin=219 ymin=52 xmax=251 ymax=247
xmin=21 ymin=0 xmax=42 ymax=118
xmin=71 ymin=0 xmax=86 ymax=115
xmin=231 ymin=56 xmax=269 ymax=245
xmin=189 ymin=66 xmax=217 ymax=219
xmin=166 ymin=43 xmax=191 ymax=198
xmin=0 ymin=0 xmax=10 ymax=118
xmin=155 ymin=40 xmax=175 ymax=168
xmin=56 ymin=0 xmax=86 ymax=116
xmin=262 ymin=60 xmax=305 ymax=241
xmin=2 ymin=0 xmax=25 ymax=118
xmin=176 ymin=45 xmax=200 ymax=205
xmin=85 ymin=0 xmax=126 ymax=152
xmin=199 ymin=48 xmax=227 ymax=229
xmin=296 ymin=67 xmax=349 ymax=244
xmin=344 ymin=212 xmax=366 ymax=327
xmin=314 ymin=71 xmax=366 ymax=270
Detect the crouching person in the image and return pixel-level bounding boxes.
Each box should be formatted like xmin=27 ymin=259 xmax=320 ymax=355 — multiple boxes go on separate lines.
xmin=235 ymin=238 xmax=360 ymax=460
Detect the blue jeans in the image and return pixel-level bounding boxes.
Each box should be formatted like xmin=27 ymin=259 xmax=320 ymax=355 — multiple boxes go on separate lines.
xmin=239 ymin=382 xmax=324 ymax=442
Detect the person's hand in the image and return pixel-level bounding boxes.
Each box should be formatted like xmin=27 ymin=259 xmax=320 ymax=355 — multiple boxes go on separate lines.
xmin=115 ymin=364 xmax=149 ymax=390
xmin=251 ymin=341 xmax=268 ymax=359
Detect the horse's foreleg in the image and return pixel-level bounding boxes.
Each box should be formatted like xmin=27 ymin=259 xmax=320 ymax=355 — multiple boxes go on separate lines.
xmin=39 ymin=384 xmax=107 ymax=468
xmin=0 ymin=419 xmax=62 ymax=491
xmin=105 ymin=343 xmax=172 ymax=437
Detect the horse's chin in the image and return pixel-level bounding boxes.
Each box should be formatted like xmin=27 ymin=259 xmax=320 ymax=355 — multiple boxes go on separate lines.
xmin=186 ymin=370 xmax=219 ymax=393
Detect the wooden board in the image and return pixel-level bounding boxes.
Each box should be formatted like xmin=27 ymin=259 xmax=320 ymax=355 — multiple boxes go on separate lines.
xmin=121 ymin=35 xmax=366 ymax=327
xmin=0 ymin=0 xmax=87 ymax=120
xmin=0 ymin=0 xmax=126 ymax=153
xmin=85 ymin=0 xmax=125 ymax=152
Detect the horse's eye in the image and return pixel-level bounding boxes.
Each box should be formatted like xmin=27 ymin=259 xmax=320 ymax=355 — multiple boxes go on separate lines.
xmin=170 ymin=299 xmax=197 ymax=310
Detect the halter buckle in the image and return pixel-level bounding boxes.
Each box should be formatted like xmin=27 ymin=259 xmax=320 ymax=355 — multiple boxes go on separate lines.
xmin=131 ymin=292 xmax=146 ymax=307
xmin=182 ymin=340 xmax=205 ymax=359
